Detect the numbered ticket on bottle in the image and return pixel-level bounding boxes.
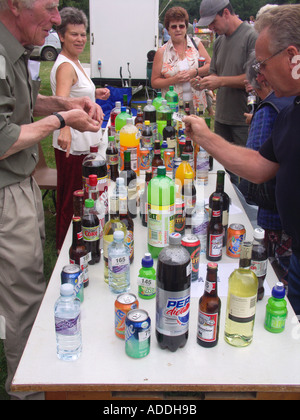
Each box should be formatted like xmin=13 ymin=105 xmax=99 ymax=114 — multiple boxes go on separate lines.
xmin=172 ymin=112 xmax=184 ymax=122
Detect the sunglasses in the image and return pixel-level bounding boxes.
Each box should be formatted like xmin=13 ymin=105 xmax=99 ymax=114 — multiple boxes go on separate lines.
xmin=170 ymin=24 xmax=186 ymax=30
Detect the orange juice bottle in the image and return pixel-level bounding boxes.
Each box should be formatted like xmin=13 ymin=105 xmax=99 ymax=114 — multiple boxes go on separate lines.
xmin=120 ymin=118 xmax=140 ymax=176
xmin=175 ymin=154 xmax=194 ymax=198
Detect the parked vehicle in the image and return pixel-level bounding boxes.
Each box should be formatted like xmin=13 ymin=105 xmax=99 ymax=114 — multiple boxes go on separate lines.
xmin=31 ymin=29 xmax=61 ymax=61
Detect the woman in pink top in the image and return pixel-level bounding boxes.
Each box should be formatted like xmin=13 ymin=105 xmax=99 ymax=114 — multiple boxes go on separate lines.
xmin=151 ymin=7 xmax=211 ymax=113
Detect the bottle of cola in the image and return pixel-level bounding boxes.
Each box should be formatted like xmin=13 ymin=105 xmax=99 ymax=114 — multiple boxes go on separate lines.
xmin=156 ymin=232 xmax=191 ymax=352
xmin=82 ymin=199 xmax=100 ymax=265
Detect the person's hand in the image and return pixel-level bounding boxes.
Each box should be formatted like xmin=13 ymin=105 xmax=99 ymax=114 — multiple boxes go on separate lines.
xmin=199 ymin=74 xmax=221 ymax=91
xmin=176 ymin=70 xmax=192 ymax=83
xmin=183 ymin=114 xmax=210 ymax=146
xmin=96 ymin=88 xmax=110 ymax=100
xmin=67 ymin=96 xmax=104 ymax=124
xmin=57 ymin=127 xmax=72 ymax=158
xmin=190 ymin=76 xmax=202 ymax=90
xmin=62 ymin=109 xmax=102 ymax=133
xmin=244 ymin=112 xmax=253 ymax=125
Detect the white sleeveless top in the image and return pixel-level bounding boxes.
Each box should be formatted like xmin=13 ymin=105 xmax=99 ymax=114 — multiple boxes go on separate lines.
xmin=50 ymin=54 xmax=102 ymax=154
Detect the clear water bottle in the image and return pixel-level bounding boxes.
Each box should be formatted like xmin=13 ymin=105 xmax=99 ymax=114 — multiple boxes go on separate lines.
xmin=54 ymin=284 xmax=82 ymax=361
xmin=108 ymin=230 xmax=130 ymax=293
xmin=191 ymin=200 xmax=209 ymax=255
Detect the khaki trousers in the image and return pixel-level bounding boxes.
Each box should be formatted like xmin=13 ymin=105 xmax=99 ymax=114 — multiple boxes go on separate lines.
xmin=0 ymin=177 xmax=46 ymax=399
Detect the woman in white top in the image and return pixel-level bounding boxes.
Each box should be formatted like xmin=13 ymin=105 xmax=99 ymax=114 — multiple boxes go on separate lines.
xmin=50 ymin=7 xmax=110 ymax=251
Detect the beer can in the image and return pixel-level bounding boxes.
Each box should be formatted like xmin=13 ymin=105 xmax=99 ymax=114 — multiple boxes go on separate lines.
xmin=140 ymin=148 xmax=151 ymax=171
xmin=125 ymin=309 xmax=151 ymax=358
xmin=181 ymin=234 xmax=200 ymax=282
xmin=61 ymin=264 xmax=84 ymax=302
xmin=226 ymin=223 xmax=246 ymax=258
xmin=115 ymin=293 xmax=139 ymax=339
xmin=164 ymin=149 xmax=175 ymax=173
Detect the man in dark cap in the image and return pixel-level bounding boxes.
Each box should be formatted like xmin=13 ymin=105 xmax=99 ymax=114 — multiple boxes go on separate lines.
xmin=196 ymin=0 xmax=257 ymax=184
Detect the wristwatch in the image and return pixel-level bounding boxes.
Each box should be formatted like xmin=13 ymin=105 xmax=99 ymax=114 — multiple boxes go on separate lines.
xmin=53 ymin=112 xmax=66 ymax=129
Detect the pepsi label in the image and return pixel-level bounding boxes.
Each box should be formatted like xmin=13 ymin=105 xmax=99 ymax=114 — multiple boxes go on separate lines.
xmin=156 ymin=288 xmax=191 ymax=337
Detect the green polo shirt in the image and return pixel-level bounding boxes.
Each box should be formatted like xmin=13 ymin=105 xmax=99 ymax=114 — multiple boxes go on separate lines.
xmin=0 ymin=21 xmax=40 ymax=188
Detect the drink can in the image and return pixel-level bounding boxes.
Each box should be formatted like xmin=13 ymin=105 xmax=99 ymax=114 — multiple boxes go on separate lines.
xmin=61 ymin=264 xmax=84 ymax=302
xmin=172 ymin=157 xmax=181 ymax=179
xmin=181 ymin=234 xmax=200 ymax=282
xmin=226 ymin=223 xmax=246 ymax=258
xmin=140 ymin=148 xmax=151 ymax=171
xmin=164 ymin=149 xmax=175 ymax=173
xmin=198 ymin=57 xmax=206 ymax=68
xmin=125 ymin=309 xmax=151 ymax=358
xmin=115 ymin=293 xmax=139 ymax=339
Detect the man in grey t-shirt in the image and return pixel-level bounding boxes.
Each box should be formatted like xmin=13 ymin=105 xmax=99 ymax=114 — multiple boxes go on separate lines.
xmin=196 ymin=0 xmax=257 ymax=183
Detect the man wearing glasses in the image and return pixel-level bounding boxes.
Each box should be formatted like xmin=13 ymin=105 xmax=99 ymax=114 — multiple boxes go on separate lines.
xmin=196 ymin=0 xmax=257 ymax=185
xmin=184 ymin=5 xmax=300 ymax=317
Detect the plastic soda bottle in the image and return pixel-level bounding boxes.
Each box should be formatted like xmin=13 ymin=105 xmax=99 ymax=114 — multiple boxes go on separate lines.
xmin=156 ymin=232 xmax=191 ymax=351
xmin=82 ymin=198 xmax=100 ymax=265
xmin=175 ymin=154 xmax=194 ymax=198
xmin=115 ymin=106 xmax=130 ymax=148
xmin=143 ymin=99 xmax=157 ymax=138
xmin=138 ymin=253 xmax=156 ymax=299
xmin=157 ymin=100 xmax=172 ymax=141
xmin=165 ymin=85 xmax=179 ymax=112
xmin=152 ymin=91 xmax=164 ymax=111
xmin=264 ymin=282 xmax=287 ymax=333
xmin=120 ymin=118 xmax=140 ymax=176
xmin=108 ymin=230 xmax=130 ymax=294
xmin=147 ymin=166 xmax=176 ymax=259
xmin=54 ymin=284 xmax=82 ymax=361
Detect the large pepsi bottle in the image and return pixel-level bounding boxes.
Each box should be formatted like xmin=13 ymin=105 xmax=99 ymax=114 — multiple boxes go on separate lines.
xmin=156 ymin=232 xmax=191 ymax=351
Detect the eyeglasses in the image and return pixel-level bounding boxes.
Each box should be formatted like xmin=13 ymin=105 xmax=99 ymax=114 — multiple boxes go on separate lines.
xmin=170 ymin=24 xmax=186 ymax=30
xmin=252 ymin=48 xmax=285 ymax=73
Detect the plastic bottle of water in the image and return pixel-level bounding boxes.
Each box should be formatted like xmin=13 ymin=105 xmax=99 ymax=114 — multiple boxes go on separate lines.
xmin=54 ymin=284 xmax=82 ymax=361
xmin=108 ymin=230 xmax=130 ymax=293
xmin=191 ymin=200 xmax=209 ymax=255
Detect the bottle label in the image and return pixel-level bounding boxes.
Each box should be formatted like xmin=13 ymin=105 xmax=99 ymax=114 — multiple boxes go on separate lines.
xmin=228 ymin=294 xmax=257 ymax=323
xmin=197 ymin=310 xmax=218 ymax=343
xmin=55 ymin=314 xmax=81 ymax=336
xmin=107 ymin=154 xmax=118 ymax=166
xmin=138 ymin=276 xmax=156 ymax=298
xmin=208 ymin=233 xmax=223 ymax=258
xmin=83 ymin=225 xmax=100 ymax=241
xmin=204 ymin=280 xmax=217 ymax=294
xmin=148 ymin=204 xmax=175 ymax=248
xmin=156 ymin=287 xmax=190 ymax=336
xmin=250 ymin=260 xmax=267 ymax=277
xmin=109 ymin=255 xmax=130 ymax=274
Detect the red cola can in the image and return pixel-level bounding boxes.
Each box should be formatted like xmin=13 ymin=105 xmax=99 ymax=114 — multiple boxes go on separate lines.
xmin=181 ymin=234 xmax=200 ymax=282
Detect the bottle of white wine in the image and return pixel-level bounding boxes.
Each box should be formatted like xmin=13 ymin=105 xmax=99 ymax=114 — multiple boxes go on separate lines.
xmin=224 ymin=241 xmax=258 ymax=347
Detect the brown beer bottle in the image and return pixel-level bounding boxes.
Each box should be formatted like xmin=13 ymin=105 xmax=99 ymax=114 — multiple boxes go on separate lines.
xmin=69 ymin=217 xmax=90 ymax=288
xmin=206 ymin=194 xmax=223 ymax=261
xmin=197 ymin=262 xmax=221 ymax=347
xmin=152 ymin=140 xmax=164 ymax=177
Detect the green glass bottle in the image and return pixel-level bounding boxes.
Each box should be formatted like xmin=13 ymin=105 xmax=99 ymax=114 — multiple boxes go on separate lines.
xmin=224 ymin=241 xmax=258 ymax=347
xmin=138 ymin=253 xmax=156 ymax=299
xmin=264 ymin=282 xmax=287 ymax=333
xmin=147 ymin=166 xmax=175 ymax=258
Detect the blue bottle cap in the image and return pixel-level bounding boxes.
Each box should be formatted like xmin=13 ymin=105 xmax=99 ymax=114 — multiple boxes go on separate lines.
xmin=142 ymin=253 xmax=153 ymax=268
xmin=272 ymin=282 xmax=285 ymax=299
